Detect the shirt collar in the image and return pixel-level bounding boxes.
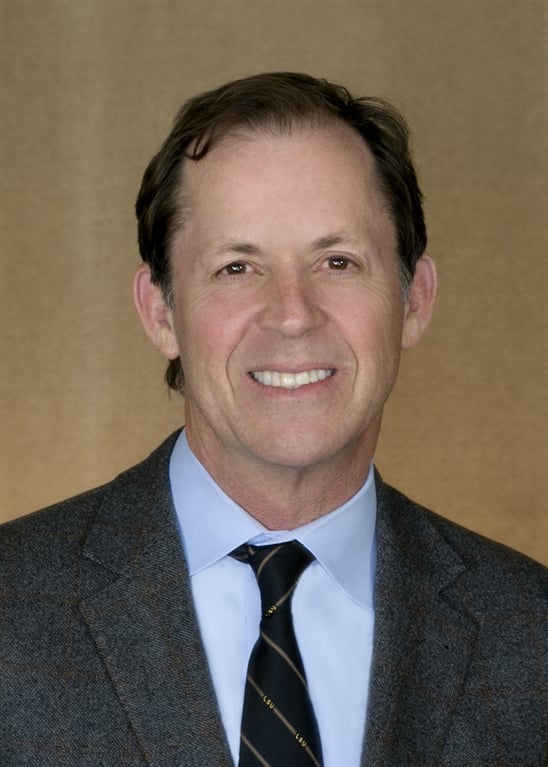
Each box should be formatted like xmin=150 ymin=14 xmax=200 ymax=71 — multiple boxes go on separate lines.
xmin=169 ymin=429 xmax=376 ymax=608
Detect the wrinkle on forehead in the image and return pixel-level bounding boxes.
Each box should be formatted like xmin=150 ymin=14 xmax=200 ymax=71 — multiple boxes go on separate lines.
xmin=169 ymin=121 xmax=396 ymax=279
xmin=179 ymin=120 xmax=386 ymax=207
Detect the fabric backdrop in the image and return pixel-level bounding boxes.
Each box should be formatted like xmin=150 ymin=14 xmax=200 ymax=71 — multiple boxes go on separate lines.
xmin=1 ymin=0 xmax=546 ymax=564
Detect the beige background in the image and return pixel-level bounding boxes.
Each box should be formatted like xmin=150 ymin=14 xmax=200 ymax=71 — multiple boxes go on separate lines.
xmin=1 ymin=0 xmax=546 ymax=564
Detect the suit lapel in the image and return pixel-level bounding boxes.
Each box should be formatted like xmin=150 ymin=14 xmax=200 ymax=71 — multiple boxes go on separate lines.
xmin=78 ymin=434 xmax=233 ymax=767
xmin=362 ymin=478 xmax=477 ymax=767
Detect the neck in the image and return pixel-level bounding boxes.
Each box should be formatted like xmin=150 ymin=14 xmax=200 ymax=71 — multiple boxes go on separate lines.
xmin=185 ymin=427 xmax=378 ymax=530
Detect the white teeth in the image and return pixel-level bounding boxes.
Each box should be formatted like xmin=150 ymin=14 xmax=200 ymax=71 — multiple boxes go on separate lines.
xmin=252 ymin=369 xmax=333 ymax=389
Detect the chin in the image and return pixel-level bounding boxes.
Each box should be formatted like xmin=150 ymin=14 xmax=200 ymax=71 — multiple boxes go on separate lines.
xmin=246 ymin=434 xmax=352 ymax=472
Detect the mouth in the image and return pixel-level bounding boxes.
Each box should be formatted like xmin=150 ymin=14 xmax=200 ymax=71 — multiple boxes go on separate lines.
xmin=250 ymin=369 xmax=334 ymax=390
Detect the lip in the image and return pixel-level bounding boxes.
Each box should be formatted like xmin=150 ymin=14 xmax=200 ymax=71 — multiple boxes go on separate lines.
xmin=247 ymin=366 xmax=336 ymax=391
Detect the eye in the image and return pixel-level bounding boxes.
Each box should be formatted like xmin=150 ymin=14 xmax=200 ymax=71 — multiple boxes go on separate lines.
xmin=220 ymin=261 xmax=248 ymax=276
xmin=326 ymin=256 xmax=351 ymax=270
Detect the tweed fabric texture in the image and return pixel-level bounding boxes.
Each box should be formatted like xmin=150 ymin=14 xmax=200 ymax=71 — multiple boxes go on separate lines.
xmin=1 ymin=430 xmax=547 ymax=766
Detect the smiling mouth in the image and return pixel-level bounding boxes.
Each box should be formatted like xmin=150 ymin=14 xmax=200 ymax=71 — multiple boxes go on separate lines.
xmin=250 ymin=369 xmax=334 ymax=389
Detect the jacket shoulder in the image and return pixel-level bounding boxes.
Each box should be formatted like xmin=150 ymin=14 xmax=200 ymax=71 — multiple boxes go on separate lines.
xmin=377 ymin=478 xmax=548 ymax=607
xmin=0 ymin=430 xmax=180 ymax=559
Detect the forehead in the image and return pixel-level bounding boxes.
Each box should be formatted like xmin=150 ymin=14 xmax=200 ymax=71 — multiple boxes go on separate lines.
xmin=179 ymin=122 xmax=386 ymax=209
xmin=170 ymin=123 xmax=397 ymax=273
xmin=170 ymin=125 xmax=398 ymax=267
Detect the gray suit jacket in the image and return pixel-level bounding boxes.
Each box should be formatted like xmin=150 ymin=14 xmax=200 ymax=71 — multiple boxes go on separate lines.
xmin=1 ymin=431 xmax=546 ymax=766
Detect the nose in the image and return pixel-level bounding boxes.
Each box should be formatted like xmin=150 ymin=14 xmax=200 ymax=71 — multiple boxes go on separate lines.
xmin=258 ymin=269 xmax=325 ymax=338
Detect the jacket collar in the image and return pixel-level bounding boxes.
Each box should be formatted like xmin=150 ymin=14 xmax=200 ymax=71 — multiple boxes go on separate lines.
xmin=78 ymin=431 xmax=233 ymax=767
xmin=362 ymin=474 xmax=477 ymax=766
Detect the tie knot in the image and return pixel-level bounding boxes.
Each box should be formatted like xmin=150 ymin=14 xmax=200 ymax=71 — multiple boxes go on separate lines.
xmin=232 ymin=541 xmax=313 ymax=619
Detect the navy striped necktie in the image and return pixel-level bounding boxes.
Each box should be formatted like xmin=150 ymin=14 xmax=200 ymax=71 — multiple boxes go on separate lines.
xmin=231 ymin=541 xmax=324 ymax=767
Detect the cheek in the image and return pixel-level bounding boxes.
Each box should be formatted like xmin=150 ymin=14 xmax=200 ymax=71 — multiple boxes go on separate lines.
xmin=174 ymin=295 xmax=253 ymax=377
xmin=342 ymin=290 xmax=405 ymax=359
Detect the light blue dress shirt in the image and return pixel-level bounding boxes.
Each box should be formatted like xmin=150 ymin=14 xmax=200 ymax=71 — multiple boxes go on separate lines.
xmin=169 ymin=430 xmax=376 ymax=767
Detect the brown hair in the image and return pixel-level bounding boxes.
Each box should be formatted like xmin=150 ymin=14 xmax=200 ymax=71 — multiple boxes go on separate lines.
xmin=135 ymin=71 xmax=427 ymax=392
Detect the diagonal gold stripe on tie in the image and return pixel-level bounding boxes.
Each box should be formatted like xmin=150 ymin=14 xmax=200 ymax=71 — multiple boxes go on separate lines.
xmin=255 ymin=544 xmax=282 ymax=578
xmin=240 ymin=734 xmax=271 ymax=767
xmin=231 ymin=541 xmax=324 ymax=766
xmin=260 ymin=630 xmax=308 ymax=686
xmin=246 ymin=675 xmax=323 ymax=767
xmin=266 ymin=580 xmax=299 ymax=614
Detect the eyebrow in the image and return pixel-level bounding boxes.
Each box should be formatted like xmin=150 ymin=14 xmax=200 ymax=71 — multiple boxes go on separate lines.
xmin=211 ymin=231 xmax=362 ymax=257
xmin=213 ymin=241 xmax=261 ymax=255
xmin=310 ymin=233 xmax=358 ymax=250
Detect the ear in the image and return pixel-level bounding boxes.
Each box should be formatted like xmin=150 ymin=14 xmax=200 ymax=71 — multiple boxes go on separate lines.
xmin=401 ymin=254 xmax=437 ymax=350
xmin=133 ymin=264 xmax=180 ymax=360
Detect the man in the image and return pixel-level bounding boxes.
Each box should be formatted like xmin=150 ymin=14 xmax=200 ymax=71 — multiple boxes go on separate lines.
xmin=0 ymin=72 xmax=546 ymax=767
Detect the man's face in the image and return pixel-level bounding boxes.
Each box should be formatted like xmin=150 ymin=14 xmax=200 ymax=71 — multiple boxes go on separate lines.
xmin=157 ymin=125 xmax=421 ymax=479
